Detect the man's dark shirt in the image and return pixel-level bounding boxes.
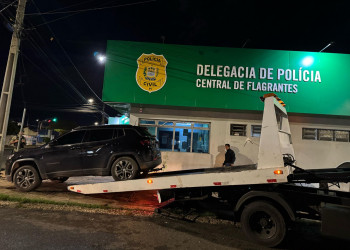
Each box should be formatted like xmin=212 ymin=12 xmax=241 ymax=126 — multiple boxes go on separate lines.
xmin=224 ymin=148 xmax=236 ymax=165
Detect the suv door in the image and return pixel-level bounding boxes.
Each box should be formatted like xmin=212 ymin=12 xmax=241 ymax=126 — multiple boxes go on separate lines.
xmin=41 ymin=130 xmax=86 ymax=177
xmin=80 ymin=128 xmax=116 ymax=175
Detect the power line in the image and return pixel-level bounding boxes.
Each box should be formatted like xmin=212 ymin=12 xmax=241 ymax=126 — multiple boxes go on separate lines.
xmin=24 ymin=34 xmax=86 ymax=101
xmin=1 ymin=1 xmax=119 ymax=118
xmin=0 ymin=0 xmax=16 ymax=14
xmin=27 ymin=12 xmax=77 ymax=28
xmin=21 ymin=52 xmax=85 ymax=104
xmin=38 ymin=0 xmax=96 ymax=14
xmin=31 ymin=0 xmax=101 ymax=105
xmin=25 ymin=0 xmax=156 ymax=15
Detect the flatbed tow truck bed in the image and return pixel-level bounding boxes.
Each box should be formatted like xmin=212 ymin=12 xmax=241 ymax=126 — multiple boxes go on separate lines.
xmin=68 ymin=164 xmax=288 ymax=194
xmin=68 ymin=164 xmax=350 ymax=194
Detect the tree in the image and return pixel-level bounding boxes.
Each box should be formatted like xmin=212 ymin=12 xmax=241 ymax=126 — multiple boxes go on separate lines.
xmin=7 ymin=121 xmax=20 ymax=135
xmin=48 ymin=120 xmax=78 ymax=135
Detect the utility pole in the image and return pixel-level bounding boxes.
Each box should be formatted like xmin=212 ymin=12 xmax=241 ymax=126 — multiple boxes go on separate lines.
xmin=0 ymin=0 xmax=27 ymax=157
xmin=16 ymin=107 xmax=26 ymax=152
xmin=101 ymin=103 xmax=105 ymax=124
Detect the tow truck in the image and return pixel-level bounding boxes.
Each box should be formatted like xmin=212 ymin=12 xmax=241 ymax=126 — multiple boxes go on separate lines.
xmin=68 ymin=93 xmax=350 ymax=247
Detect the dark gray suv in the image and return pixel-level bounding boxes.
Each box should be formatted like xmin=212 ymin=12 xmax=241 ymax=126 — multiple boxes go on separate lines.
xmin=5 ymin=125 xmax=162 ymax=191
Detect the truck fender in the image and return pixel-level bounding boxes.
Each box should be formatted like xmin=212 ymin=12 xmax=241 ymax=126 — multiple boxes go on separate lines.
xmin=234 ymin=190 xmax=296 ymax=222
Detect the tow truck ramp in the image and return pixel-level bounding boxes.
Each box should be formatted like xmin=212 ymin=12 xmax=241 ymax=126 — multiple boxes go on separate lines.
xmin=68 ymin=165 xmax=289 ymax=194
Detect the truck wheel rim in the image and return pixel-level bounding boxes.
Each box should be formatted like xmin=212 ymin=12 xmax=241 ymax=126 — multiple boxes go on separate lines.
xmin=249 ymin=211 xmax=277 ymax=239
xmin=16 ymin=169 xmax=35 ymax=189
xmin=115 ymin=160 xmax=134 ymax=180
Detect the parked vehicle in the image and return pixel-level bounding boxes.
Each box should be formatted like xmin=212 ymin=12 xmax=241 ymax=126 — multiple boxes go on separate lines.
xmin=5 ymin=125 xmax=162 ymax=191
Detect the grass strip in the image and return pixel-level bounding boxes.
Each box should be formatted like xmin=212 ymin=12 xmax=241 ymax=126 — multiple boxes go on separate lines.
xmin=0 ymin=193 xmax=110 ymax=210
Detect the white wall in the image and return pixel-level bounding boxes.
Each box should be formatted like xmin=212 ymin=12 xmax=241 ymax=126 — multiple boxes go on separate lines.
xmin=130 ymin=108 xmax=350 ymax=173
xmin=291 ymin=123 xmax=350 ymax=169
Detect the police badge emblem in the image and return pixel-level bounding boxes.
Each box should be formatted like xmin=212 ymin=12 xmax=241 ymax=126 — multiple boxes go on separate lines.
xmin=136 ymin=53 xmax=168 ymax=93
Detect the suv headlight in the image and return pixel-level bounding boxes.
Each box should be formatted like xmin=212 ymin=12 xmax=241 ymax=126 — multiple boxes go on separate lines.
xmin=8 ymin=154 xmax=14 ymax=160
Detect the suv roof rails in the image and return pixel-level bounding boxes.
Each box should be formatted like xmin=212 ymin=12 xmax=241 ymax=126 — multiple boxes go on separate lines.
xmin=74 ymin=124 xmax=134 ymax=130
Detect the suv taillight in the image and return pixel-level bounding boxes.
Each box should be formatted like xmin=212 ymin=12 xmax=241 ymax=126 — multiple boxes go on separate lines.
xmin=140 ymin=139 xmax=150 ymax=146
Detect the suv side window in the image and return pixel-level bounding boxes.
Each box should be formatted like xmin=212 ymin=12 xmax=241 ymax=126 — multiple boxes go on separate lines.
xmin=124 ymin=128 xmax=140 ymax=140
xmin=83 ymin=129 xmax=115 ymax=142
xmin=116 ymin=128 xmax=125 ymax=138
xmin=55 ymin=130 xmax=85 ymax=145
xmin=136 ymin=127 xmax=152 ymax=137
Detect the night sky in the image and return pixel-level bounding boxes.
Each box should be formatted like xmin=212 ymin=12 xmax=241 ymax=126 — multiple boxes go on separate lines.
xmin=1 ymin=0 xmax=350 ymax=128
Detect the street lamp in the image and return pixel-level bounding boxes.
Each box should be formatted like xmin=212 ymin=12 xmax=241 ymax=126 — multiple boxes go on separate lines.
xmin=94 ymin=52 xmax=106 ymax=64
xmin=97 ymin=55 xmax=106 ymax=63
xmin=94 ymin=122 xmax=99 ymax=126
xmin=88 ymin=98 xmax=94 ymax=104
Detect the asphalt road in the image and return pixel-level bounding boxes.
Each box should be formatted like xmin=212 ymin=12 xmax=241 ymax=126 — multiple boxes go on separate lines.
xmin=0 ymin=206 xmax=252 ymax=250
xmin=0 ymin=206 xmax=349 ymax=250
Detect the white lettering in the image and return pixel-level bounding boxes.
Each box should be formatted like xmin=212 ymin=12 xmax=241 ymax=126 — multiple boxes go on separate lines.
xmin=204 ymin=65 xmax=210 ymax=76
xmin=249 ymin=68 xmax=256 ymax=79
xmin=197 ymin=64 xmax=203 ymax=76
xmin=292 ymin=70 xmax=298 ymax=81
xmin=267 ymin=82 xmax=273 ymax=91
xmin=224 ymin=66 xmax=230 ymax=77
xmin=315 ymin=71 xmax=321 ymax=82
xmin=277 ymin=68 xmax=284 ymax=80
xmin=285 ymin=69 xmax=292 ymax=81
xmin=196 ymin=79 xmax=201 ymax=87
xmin=303 ymin=70 xmax=309 ymax=82
xmin=238 ymin=66 xmax=244 ymax=78
xmin=210 ymin=65 xmax=216 ymax=77
xmin=267 ymin=68 xmax=273 ymax=80
xmin=230 ymin=66 xmax=237 ymax=78
xmin=217 ymin=65 xmax=223 ymax=77
xmin=259 ymin=68 xmax=266 ymax=79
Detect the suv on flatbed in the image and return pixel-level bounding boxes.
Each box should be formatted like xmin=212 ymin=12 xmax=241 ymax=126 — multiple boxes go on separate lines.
xmin=5 ymin=125 xmax=162 ymax=191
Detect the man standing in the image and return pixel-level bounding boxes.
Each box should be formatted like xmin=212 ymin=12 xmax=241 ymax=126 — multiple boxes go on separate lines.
xmin=9 ymin=133 xmax=26 ymax=149
xmin=223 ymin=144 xmax=236 ymax=167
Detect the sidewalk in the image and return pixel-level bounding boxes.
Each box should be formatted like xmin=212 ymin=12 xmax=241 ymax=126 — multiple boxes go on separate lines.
xmin=0 ymin=171 xmax=159 ymax=212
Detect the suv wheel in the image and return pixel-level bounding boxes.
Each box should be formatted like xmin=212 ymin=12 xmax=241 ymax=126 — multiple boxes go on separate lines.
xmin=111 ymin=157 xmax=139 ymax=181
xmin=13 ymin=165 xmax=42 ymax=192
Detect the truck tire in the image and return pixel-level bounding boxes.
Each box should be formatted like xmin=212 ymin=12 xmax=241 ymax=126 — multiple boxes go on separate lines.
xmin=111 ymin=157 xmax=139 ymax=181
xmin=241 ymin=201 xmax=286 ymax=247
xmin=13 ymin=165 xmax=42 ymax=192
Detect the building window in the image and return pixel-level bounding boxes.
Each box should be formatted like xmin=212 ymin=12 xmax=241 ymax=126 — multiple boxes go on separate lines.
xmin=302 ymin=128 xmax=349 ymax=142
xmin=139 ymin=119 xmax=210 ymax=153
xmin=302 ymin=128 xmax=317 ymax=140
xmin=139 ymin=120 xmax=156 ymax=136
xmin=251 ymin=125 xmax=262 ymax=137
xmin=335 ymin=130 xmax=349 ymax=142
xmin=230 ymin=124 xmax=246 ymax=136
xmin=318 ymin=129 xmax=333 ymax=141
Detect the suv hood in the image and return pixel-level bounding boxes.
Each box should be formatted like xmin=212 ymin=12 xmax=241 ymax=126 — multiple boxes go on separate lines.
xmin=11 ymin=146 xmax=45 ymax=160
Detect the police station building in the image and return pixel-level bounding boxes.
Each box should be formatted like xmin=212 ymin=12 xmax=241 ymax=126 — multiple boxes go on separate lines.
xmin=102 ymin=40 xmax=350 ymax=176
